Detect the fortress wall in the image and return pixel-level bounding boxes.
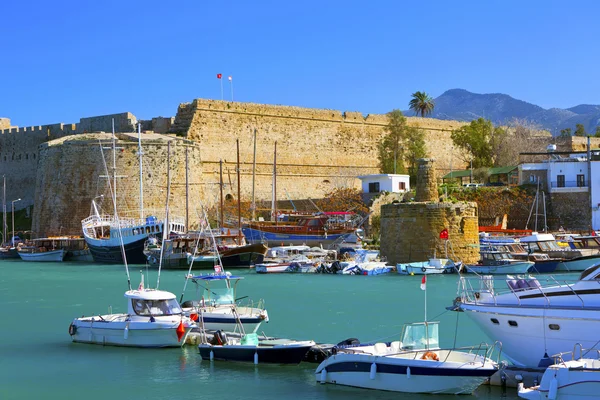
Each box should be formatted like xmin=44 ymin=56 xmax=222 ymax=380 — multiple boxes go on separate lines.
xmin=172 ymin=99 xmax=467 ymax=203
xmin=0 ymin=118 xmax=10 ymax=130
xmin=32 ymin=133 xmax=203 ymax=237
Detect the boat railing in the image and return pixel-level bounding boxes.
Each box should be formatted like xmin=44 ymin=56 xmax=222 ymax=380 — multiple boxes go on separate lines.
xmin=387 ymin=341 xmax=501 ymax=366
xmin=457 ymin=275 xmax=583 ymax=308
xmin=551 ymin=343 xmax=600 ymax=366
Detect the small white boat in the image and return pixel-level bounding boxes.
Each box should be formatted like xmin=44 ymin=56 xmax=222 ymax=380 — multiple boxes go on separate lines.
xmin=255 ymin=255 xmax=315 ymax=274
xmin=518 ymin=347 xmax=600 ymax=399
xmin=315 ymin=321 xmax=499 ymax=394
xmin=18 ymin=247 xmax=65 ymax=262
xmin=397 ymin=258 xmax=460 ymax=275
xmin=181 ymin=274 xmax=269 ymax=333
xmin=69 ymin=276 xmax=196 ymax=347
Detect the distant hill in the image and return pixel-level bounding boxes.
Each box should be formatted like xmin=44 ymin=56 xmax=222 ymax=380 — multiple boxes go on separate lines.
xmin=405 ymin=89 xmax=600 ymax=136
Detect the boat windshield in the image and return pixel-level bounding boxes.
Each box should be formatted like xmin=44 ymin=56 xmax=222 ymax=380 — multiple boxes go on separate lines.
xmin=400 ymin=322 xmax=439 ymax=351
xmin=204 ymin=287 xmax=235 ymax=305
xmin=538 ymin=241 xmax=562 ymax=251
xmin=132 ymin=299 xmax=182 ymax=316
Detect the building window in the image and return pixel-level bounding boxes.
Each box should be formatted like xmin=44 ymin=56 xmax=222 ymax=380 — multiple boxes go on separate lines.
xmin=557 ymin=175 xmax=565 ymax=188
xmin=399 ymin=182 xmax=406 ymax=191
xmin=368 ymin=182 xmax=380 ymax=193
xmin=577 ymin=174 xmax=585 ymax=187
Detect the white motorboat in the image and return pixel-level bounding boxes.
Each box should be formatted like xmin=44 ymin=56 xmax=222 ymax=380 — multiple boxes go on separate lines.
xmin=18 ymin=246 xmax=65 ymax=262
xmin=255 ymin=254 xmax=316 ymax=274
xmin=181 ymin=274 xmax=269 ymax=333
xmin=520 ymin=233 xmax=600 ymax=272
xmin=69 ymin=276 xmax=196 ymax=347
xmin=465 ymin=247 xmax=533 ymax=274
xmin=315 ymin=321 xmax=499 ymax=394
xmin=338 ymin=249 xmax=394 ymax=275
xmin=452 ymin=264 xmax=600 ymax=367
xmin=518 ymin=346 xmax=600 ymax=399
xmin=397 ymin=258 xmax=460 ymax=275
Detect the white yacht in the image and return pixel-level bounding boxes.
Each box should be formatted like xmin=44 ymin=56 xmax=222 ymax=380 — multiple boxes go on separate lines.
xmin=453 ymin=265 xmax=600 ymax=367
xmin=69 ymin=278 xmax=196 ymax=347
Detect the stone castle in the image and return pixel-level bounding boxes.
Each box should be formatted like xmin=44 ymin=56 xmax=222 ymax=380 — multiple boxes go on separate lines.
xmin=0 ymin=98 xmax=587 ymax=237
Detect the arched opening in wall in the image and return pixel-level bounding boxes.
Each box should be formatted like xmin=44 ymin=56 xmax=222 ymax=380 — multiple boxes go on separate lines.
xmin=33 ymin=154 xmax=36 ymax=160
xmin=25 ymin=154 xmax=28 ymax=160
xmin=322 ymin=180 xmax=330 ymax=184
xmin=225 ymin=194 xmax=234 ymax=202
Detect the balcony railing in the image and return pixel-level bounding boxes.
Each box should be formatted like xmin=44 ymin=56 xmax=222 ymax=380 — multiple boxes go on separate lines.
xmin=550 ymin=180 xmax=588 ymax=188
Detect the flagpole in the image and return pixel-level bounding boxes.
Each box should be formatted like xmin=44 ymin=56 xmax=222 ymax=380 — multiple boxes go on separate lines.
xmin=220 ymin=78 xmax=223 ymax=101
xmin=229 ymin=76 xmax=234 ymax=101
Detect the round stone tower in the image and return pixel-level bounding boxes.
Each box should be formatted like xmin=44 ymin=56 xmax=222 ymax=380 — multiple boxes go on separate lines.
xmin=379 ymin=159 xmax=479 ymax=264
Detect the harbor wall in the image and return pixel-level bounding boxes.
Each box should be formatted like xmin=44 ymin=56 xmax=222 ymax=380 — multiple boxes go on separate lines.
xmin=31 ymin=133 xmax=203 ymax=237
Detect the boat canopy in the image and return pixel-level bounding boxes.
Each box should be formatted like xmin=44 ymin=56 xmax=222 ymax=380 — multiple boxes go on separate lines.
xmin=190 ymin=274 xmax=243 ymax=281
xmin=124 ymin=289 xmax=177 ymax=300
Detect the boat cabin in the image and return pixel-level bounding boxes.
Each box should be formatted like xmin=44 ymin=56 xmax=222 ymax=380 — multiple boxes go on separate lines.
xmin=187 ymin=275 xmax=244 ymax=307
xmin=124 ymin=289 xmax=183 ymax=316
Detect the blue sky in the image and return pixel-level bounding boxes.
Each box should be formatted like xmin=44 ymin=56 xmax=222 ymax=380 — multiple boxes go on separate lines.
xmin=2 ymin=1 xmax=598 ymax=127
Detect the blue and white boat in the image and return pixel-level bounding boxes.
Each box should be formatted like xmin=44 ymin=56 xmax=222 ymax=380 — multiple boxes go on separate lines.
xmin=397 ymin=258 xmax=460 ymax=275
xmin=315 ymin=321 xmax=499 ymax=394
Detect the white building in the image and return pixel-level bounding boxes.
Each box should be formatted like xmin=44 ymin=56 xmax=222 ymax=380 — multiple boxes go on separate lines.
xmin=357 ymin=174 xmax=410 ymax=194
xmin=518 ymin=151 xmax=600 ymax=228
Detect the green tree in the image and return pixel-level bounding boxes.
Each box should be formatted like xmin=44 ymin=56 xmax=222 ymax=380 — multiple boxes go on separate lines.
xmin=595 ymin=126 xmax=600 ymax=138
xmin=404 ymin=126 xmax=427 ymax=178
xmin=378 ymin=109 xmax=407 ymax=174
xmin=575 ymin=123 xmax=587 ymax=137
xmin=560 ymin=127 xmax=572 ymax=137
xmin=450 ymin=118 xmax=507 ymax=168
xmin=408 ymin=91 xmax=435 ymax=118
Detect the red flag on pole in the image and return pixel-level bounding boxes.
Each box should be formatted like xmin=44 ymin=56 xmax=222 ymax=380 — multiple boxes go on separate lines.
xmin=439 ymin=228 xmax=449 ymax=240
xmin=420 ymin=275 xmax=427 ymax=291
xmin=216 ymin=73 xmax=222 ymax=79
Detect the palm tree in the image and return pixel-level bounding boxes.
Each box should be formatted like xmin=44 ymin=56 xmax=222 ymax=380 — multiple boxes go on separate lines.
xmin=409 ymin=91 xmax=435 ymax=118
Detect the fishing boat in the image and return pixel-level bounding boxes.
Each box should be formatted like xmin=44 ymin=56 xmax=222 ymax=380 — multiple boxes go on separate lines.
xmin=518 ymin=346 xmax=600 ymax=399
xmin=452 ymin=264 xmax=600 ymax=367
xmin=316 ymin=277 xmax=499 ymax=394
xmin=69 ymin=275 xmax=196 ymax=347
xmin=520 ymin=233 xmax=600 ymax=272
xmin=81 ymin=126 xmax=185 ymax=264
xmin=18 ymin=246 xmax=65 ymax=262
xmin=198 ymin=330 xmax=315 ymax=364
xmin=180 ymin=274 xmax=269 ymax=333
xmin=464 ymin=246 xmax=533 ymax=274
xmin=479 ymin=235 xmax=559 ymax=273
xmin=255 ymin=254 xmax=318 ymax=274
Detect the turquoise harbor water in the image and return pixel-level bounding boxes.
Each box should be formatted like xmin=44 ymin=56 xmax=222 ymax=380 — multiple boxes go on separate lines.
xmin=0 ymin=261 xmax=521 ymax=400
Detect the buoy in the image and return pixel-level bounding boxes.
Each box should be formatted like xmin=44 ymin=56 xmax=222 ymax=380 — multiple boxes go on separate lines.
xmin=370 ymin=362 xmax=377 ymax=380
xmin=320 ymin=368 xmax=327 ymax=383
xmin=410 ymin=272 xmax=414 ymax=276
xmin=254 ymin=352 xmax=259 ymax=365
xmin=407 ymin=366 xmax=411 ymax=379
xmin=548 ymin=376 xmax=558 ymax=399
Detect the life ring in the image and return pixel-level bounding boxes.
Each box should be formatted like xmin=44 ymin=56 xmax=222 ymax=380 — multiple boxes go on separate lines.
xmin=421 ymin=267 xmax=427 ymax=273
xmin=68 ymin=323 xmax=77 ymax=336
xmin=421 ymin=351 xmax=439 ymax=361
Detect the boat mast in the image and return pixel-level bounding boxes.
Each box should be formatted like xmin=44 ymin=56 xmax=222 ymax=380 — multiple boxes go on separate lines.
xmin=112 ymin=119 xmax=118 ymax=218
xmin=219 ymin=159 xmax=224 ymax=229
xmin=236 ymin=139 xmax=242 ymax=244
xmin=157 ymin=141 xmax=171 ymax=289
xmin=185 ymin=146 xmax=189 ymax=231
xmin=251 ymin=128 xmax=257 ymax=221
xmin=137 ymin=123 xmax=144 ymax=221
xmin=2 ymin=175 xmax=6 ymax=246
xmin=273 ymin=141 xmax=277 ymax=225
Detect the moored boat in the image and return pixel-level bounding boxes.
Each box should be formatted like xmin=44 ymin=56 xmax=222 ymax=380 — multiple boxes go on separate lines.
xmin=18 ymin=246 xmax=65 ymax=262
xmin=397 ymin=258 xmax=460 ymax=275
xmin=315 ymin=321 xmax=499 ymax=394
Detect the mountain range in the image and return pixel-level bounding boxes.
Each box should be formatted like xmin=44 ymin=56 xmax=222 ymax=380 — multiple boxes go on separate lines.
xmin=406 ymin=89 xmax=600 ymax=135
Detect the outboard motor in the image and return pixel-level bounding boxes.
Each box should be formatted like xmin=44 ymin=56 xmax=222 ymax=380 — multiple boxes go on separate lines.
xmin=211 ymin=330 xmax=228 ymax=345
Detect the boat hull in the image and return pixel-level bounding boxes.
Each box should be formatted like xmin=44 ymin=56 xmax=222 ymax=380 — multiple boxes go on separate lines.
xmin=18 ymin=249 xmax=65 ymax=262
xmin=242 ymin=227 xmax=355 ymax=248
xmin=221 ymin=243 xmax=268 ymax=267
xmin=465 ymin=261 xmax=533 ymax=274
xmin=527 ymin=259 xmax=559 ymax=273
xmin=556 ymin=255 xmax=600 ymax=272
xmin=199 ymin=342 xmax=314 ymax=364
xmin=87 ymin=237 xmax=148 ymax=264
xmin=397 ymin=261 xmax=459 ymax=275
xmin=518 ymin=360 xmax=600 ymax=399
xmin=70 ymin=318 xmax=193 ymax=348
xmin=316 ymin=355 xmax=496 ymax=394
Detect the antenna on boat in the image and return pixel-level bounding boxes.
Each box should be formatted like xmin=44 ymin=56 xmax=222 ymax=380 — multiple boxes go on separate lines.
xmin=156 ymin=141 xmax=171 ymax=290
